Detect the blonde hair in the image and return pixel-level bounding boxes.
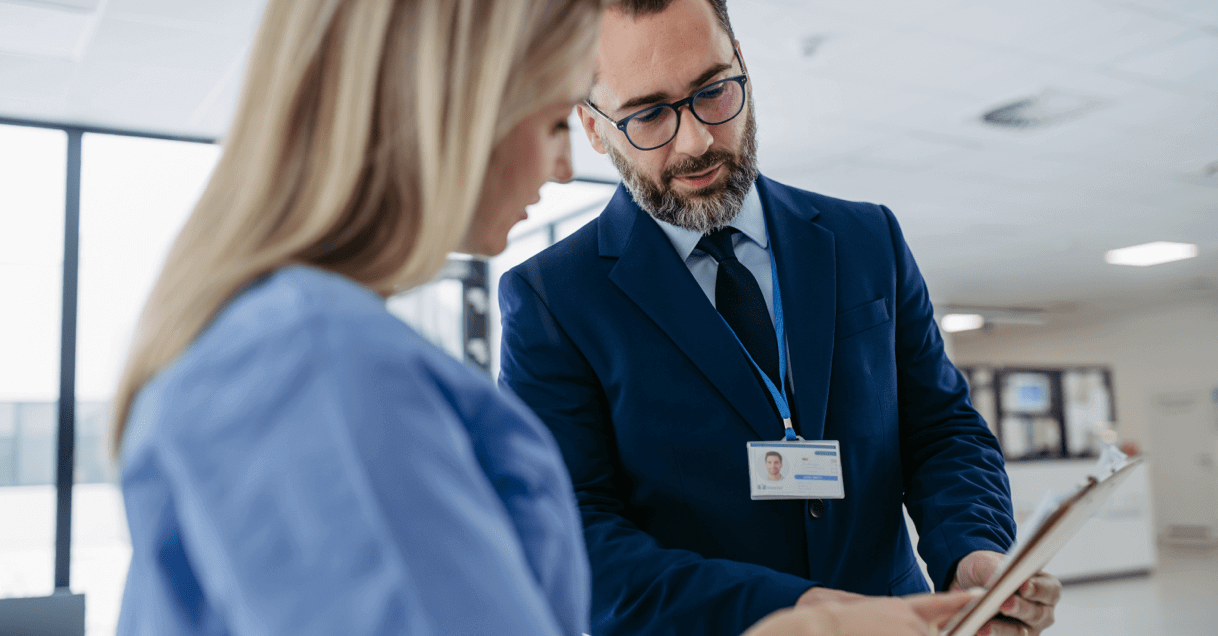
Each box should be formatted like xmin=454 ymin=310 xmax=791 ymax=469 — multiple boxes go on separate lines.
xmin=112 ymin=0 xmax=604 ymax=450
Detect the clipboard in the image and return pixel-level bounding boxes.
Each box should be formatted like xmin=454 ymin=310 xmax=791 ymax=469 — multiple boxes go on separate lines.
xmin=940 ymin=449 xmax=1144 ymax=636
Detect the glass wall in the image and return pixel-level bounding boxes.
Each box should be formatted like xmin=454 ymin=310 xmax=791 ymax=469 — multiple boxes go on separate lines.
xmin=0 ymin=115 xmax=615 ymax=635
xmin=488 ymin=180 xmax=615 ymax=375
xmin=72 ymin=133 xmax=221 ymax=635
xmin=0 ymin=124 xmax=67 ymax=599
xmin=386 ymin=179 xmax=617 ymax=378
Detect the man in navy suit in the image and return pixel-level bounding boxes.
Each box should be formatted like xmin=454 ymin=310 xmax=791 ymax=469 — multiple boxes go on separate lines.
xmin=498 ymin=1 xmax=1061 ymax=635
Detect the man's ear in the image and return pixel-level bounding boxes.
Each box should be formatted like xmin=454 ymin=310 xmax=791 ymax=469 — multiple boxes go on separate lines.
xmin=576 ymin=104 xmax=608 ymax=155
xmin=735 ymin=39 xmax=748 ymax=75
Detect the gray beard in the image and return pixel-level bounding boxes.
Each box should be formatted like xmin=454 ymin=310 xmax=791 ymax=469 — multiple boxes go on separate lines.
xmin=602 ymin=103 xmax=758 ymax=234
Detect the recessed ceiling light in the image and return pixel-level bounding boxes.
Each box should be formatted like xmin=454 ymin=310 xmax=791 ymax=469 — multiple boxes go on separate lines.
xmin=1105 ymin=241 xmax=1198 ymax=267
xmin=942 ymin=306 xmax=1046 ymax=325
xmin=941 ymin=314 xmax=985 ymax=333
xmin=981 ymin=88 xmax=1100 ymax=129
xmin=801 ymin=35 xmax=829 ymax=58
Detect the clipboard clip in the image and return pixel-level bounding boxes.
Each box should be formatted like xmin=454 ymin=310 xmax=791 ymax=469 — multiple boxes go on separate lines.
xmin=1089 ymin=443 xmax=1130 ymax=481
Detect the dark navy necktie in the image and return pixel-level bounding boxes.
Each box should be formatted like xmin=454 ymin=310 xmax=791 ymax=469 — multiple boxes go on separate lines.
xmin=697 ymin=227 xmax=781 ymax=387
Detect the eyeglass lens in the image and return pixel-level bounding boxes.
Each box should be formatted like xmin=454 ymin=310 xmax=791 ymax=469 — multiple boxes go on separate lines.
xmin=626 ymin=78 xmax=744 ymax=150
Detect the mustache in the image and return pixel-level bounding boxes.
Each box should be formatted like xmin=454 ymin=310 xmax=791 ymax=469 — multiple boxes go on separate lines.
xmin=661 ymin=149 xmax=736 ymax=184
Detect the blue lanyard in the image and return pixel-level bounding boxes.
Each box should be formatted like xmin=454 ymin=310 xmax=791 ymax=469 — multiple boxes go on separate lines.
xmin=718 ymin=245 xmax=795 ymax=441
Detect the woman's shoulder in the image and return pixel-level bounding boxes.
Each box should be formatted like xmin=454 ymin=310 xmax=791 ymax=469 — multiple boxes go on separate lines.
xmin=123 ymin=266 xmax=474 ymax=453
xmin=213 ymin=265 xmax=399 ymax=342
xmin=200 ymin=265 xmax=443 ymax=364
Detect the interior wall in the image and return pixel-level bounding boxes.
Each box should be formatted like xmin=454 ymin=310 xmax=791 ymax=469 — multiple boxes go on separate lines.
xmin=950 ymin=295 xmax=1218 ymax=540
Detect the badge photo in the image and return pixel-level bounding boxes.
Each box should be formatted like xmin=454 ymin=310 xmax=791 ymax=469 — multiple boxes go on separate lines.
xmin=757 ymin=449 xmax=788 ymax=483
xmin=746 ymin=441 xmax=846 ymax=500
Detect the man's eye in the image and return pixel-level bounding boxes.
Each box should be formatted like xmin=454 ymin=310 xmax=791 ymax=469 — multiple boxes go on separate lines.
xmin=633 ymin=107 xmax=665 ymax=124
xmin=699 ymin=85 xmax=726 ymax=100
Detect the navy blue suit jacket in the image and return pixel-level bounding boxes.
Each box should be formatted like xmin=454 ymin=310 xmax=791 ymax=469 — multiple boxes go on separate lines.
xmin=498 ymin=176 xmax=1015 ymax=636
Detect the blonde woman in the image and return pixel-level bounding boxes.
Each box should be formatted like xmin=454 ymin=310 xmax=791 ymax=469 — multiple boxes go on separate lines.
xmin=112 ymin=0 xmax=974 ymax=634
xmin=114 ymin=0 xmax=601 ymax=634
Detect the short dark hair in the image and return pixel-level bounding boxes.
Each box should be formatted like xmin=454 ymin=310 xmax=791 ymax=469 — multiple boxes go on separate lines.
xmin=615 ymin=0 xmax=736 ymax=42
xmin=765 ymin=451 xmax=781 ymax=461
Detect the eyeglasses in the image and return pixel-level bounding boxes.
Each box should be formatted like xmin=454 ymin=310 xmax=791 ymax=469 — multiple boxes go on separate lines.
xmin=585 ymin=48 xmax=748 ymax=151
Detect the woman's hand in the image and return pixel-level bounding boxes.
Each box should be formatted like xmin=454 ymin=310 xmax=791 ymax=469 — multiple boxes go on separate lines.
xmin=743 ymin=590 xmax=976 ymax=636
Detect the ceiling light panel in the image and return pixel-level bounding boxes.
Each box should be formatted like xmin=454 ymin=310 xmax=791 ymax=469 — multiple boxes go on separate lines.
xmin=924 ymin=1 xmax=1049 ymax=50
xmin=0 ymin=2 xmax=94 ymax=59
xmin=790 ymin=0 xmax=970 ymax=32
xmin=1112 ymin=34 xmax=1218 ymax=87
xmin=1105 ymin=241 xmax=1198 ymax=266
xmin=105 ymin=0 xmax=265 ymax=32
xmin=844 ymin=32 xmax=1022 ymax=101
xmin=942 ymin=306 xmax=1046 ymax=326
xmin=861 ymin=135 xmax=967 ymax=168
xmin=6 ymin=0 xmax=99 ymax=9
xmin=85 ymin=16 xmax=244 ymax=72
xmin=1040 ymin=7 xmax=1194 ymax=67
xmin=941 ymin=314 xmax=985 ymax=333
xmin=0 ymin=51 xmax=74 ymax=117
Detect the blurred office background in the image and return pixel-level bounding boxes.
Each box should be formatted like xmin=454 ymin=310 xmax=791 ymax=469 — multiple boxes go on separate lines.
xmin=0 ymin=0 xmax=1214 ymax=634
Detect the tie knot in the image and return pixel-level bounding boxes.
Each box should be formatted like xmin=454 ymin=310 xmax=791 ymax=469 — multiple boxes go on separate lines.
xmin=697 ymin=227 xmax=739 ymax=263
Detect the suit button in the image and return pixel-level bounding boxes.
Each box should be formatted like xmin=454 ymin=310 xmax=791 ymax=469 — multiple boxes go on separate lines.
xmin=808 ymin=499 xmax=825 ymax=518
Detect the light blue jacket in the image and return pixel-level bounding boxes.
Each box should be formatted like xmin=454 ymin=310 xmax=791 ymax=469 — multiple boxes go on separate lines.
xmin=118 ymin=266 xmax=590 ymax=636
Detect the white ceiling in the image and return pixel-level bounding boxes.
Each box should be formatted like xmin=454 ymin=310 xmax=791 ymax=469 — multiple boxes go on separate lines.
xmin=0 ymin=0 xmax=261 ymax=136
xmin=0 ymin=0 xmax=1215 ymax=322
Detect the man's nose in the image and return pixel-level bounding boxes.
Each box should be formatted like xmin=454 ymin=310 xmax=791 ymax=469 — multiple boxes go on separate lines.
xmin=670 ymin=107 xmax=714 ymax=158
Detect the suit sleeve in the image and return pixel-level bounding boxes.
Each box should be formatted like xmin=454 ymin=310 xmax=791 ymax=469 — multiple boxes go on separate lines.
xmin=498 ymin=267 xmax=813 ymax=636
xmin=881 ymin=205 xmax=1017 ymax=590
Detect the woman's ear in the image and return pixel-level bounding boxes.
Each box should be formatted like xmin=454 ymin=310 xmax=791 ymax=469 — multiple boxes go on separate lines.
xmin=551 ymin=126 xmax=574 ymax=183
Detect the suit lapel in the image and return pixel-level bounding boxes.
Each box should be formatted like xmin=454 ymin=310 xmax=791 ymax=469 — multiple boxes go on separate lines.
xmin=601 ymin=188 xmax=781 ymax=440
xmin=757 ymin=177 xmax=836 ymax=441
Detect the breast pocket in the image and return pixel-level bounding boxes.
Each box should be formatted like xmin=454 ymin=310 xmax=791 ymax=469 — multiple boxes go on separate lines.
xmin=834 ymin=298 xmax=891 ymax=341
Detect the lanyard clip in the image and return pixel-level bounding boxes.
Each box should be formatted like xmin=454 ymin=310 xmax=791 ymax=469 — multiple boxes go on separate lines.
xmin=782 ymin=418 xmax=796 ymax=441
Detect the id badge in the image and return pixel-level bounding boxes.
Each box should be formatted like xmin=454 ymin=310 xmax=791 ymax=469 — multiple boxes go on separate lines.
xmin=746 ymin=440 xmax=845 ymax=500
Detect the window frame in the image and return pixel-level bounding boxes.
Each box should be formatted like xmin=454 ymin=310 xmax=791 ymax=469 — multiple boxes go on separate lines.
xmin=0 ymin=114 xmax=617 ymax=596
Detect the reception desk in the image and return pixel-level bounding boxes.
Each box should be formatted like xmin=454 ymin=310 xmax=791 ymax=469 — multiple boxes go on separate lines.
xmin=1005 ymin=459 xmax=1156 ymax=582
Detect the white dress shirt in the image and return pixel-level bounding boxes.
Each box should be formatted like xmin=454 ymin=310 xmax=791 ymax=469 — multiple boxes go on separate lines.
xmin=652 ymin=185 xmax=775 ymax=324
xmin=652 ymin=184 xmax=798 ymax=399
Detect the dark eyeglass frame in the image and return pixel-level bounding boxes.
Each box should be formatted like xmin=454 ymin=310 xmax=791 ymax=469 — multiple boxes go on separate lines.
xmin=585 ymin=48 xmax=749 ymax=151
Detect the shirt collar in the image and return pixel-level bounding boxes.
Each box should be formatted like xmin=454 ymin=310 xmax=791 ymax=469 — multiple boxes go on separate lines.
xmin=653 ymin=183 xmax=766 ymax=261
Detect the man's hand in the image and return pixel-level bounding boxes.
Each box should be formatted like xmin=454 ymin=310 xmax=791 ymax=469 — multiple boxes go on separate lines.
xmin=950 ymin=550 xmax=1060 ymax=635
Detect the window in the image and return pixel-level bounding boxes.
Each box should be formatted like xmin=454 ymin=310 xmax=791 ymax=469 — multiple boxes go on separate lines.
xmin=386 ymin=180 xmax=616 ymax=377
xmin=0 ymin=114 xmax=614 ymax=636
xmin=0 ymin=124 xmax=67 ymax=599
xmin=73 ymin=133 xmax=220 ymax=634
